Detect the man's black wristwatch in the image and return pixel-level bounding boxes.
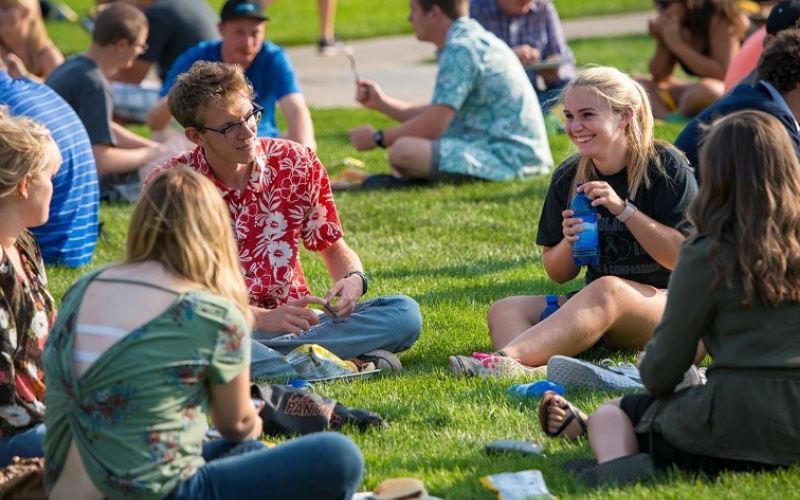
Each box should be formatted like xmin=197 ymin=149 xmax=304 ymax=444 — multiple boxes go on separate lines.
xmin=373 ymin=129 xmax=386 ymax=149
xmin=345 ymin=270 xmax=368 ymax=296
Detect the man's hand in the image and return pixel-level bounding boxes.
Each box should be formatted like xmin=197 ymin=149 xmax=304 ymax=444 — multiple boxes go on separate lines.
xmin=347 ymin=125 xmax=379 ymax=151
xmin=253 ymin=296 xmax=327 ymax=334
xmin=512 ymin=44 xmax=541 ymax=66
xmin=355 ymin=78 xmax=385 ymax=109
xmin=323 ymin=274 xmax=363 ymax=319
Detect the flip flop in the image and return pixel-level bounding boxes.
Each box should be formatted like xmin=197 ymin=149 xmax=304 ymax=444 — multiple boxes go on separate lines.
xmin=538 ymin=390 xmax=588 ymax=439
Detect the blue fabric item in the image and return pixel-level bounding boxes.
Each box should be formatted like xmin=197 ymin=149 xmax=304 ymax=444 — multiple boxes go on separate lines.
xmin=0 ymin=424 xmax=45 ymax=467
xmin=674 ymin=82 xmax=800 ymax=182
xmin=250 ymin=295 xmax=422 ymax=378
xmin=166 ymin=433 xmax=363 ymax=500
xmin=160 ymin=40 xmax=302 ymax=138
xmin=0 ymin=71 xmax=99 ymax=267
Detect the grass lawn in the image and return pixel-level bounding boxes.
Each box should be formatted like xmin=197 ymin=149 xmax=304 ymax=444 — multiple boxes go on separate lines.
xmin=38 ymin=15 xmax=799 ymax=498
xmin=51 ymin=0 xmax=654 ymax=53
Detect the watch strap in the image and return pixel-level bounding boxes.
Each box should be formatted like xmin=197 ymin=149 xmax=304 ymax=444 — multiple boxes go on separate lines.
xmin=617 ymin=200 xmax=637 ymax=223
xmin=373 ymin=129 xmax=386 ymax=149
xmin=345 ymin=270 xmax=368 ymax=296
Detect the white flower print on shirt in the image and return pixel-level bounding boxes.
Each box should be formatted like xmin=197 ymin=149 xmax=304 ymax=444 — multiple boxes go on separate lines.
xmin=0 ymin=404 xmax=31 ymax=427
xmin=30 ymin=310 xmax=49 ymax=340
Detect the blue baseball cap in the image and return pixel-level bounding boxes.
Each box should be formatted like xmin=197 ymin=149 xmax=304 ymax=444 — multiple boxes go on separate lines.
xmin=220 ymin=0 xmax=269 ymax=23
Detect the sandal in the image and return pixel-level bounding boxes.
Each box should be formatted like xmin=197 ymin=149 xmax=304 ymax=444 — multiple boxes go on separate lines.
xmin=538 ymin=390 xmax=588 ymax=439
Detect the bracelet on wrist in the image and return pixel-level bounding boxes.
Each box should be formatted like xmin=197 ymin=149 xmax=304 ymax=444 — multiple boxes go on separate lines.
xmin=345 ymin=270 xmax=368 ymax=296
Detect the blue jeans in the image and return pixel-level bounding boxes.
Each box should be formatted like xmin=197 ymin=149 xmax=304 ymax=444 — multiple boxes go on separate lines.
xmin=168 ymin=433 xmax=363 ymax=500
xmin=0 ymin=423 xmax=45 ymax=467
xmin=251 ymin=295 xmax=422 ymax=379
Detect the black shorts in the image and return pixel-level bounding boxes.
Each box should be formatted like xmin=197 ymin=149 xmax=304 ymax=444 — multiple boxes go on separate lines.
xmin=620 ymin=394 xmax=780 ymax=476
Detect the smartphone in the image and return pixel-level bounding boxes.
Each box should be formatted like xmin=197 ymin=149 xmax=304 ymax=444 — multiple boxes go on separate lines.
xmin=485 ymin=439 xmax=544 ymax=457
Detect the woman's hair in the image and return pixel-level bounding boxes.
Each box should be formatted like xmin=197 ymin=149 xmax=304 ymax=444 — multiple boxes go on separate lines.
xmin=126 ymin=168 xmax=252 ymax=321
xmin=682 ymin=0 xmax=747 ymax=54
xmin=561 ymin=66 xmax=664 ymax=199
xmin=0 ymin=108 xmax=61 ymax=200
xmin=690 ymin=110 xmax=800 ymax=308
xmin=0 ymin=0 xmax=52 ymax=77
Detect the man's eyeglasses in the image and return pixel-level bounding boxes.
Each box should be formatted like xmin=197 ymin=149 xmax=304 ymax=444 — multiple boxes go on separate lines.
xmin=653 ymin=0 xmax=679 ymax=9
xmin=199 ymin=103 xmax=264 ymax=138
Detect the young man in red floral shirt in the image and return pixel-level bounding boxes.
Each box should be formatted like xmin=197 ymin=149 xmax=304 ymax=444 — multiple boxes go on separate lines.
xmin=147 ymin=61 xmax=422 ymax=377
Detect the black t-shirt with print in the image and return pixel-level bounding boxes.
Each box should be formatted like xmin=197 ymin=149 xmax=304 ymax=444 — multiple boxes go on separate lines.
xmin=536 ymin=144 xmax=698 ymax=289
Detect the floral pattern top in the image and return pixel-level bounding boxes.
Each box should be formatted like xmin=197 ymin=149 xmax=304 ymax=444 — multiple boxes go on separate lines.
xmin=147 ymin=138 xmax=343 ymax=309
xmin=432 ymin=18 xmax=553 ymax=180
xmin=43 ymin=271 xmax=250 ymax=500
xmin=0 ymin=231 xmax=55 ymax=438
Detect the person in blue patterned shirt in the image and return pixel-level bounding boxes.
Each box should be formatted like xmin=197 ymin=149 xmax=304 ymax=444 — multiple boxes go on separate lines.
xmin=348 ymin=0 xmax=553 ymax=186
xmin=470 ymin=0 xmax=576 ymax=112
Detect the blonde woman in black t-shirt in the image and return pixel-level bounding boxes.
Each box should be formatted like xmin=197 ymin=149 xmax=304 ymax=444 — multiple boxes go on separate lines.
xmin=449 ymin=66 xmax=698 ymax=378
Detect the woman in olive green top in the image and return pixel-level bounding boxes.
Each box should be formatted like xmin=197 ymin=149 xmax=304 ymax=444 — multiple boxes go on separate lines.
xmin=43 ymin=169 xmax=363 ymax=500
xmin=539 ymin=110 xmax=800 ymax=483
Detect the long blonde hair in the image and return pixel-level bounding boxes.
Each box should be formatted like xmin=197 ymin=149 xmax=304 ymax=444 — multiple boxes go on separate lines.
xmin=126 ymin=169 xmax=252 ymax=321
xmin=691 ymin=110 xmax=800 ymax=308
xmin=562 ymin=66 xmax=665 ymax=199
xmin=0 ymin=0 xmax=52 ymax=78
xmin=0 ymin=108 xmax=61 ymax=201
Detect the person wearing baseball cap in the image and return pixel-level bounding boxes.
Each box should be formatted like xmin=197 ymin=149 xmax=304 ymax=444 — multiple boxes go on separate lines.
xmin=147 ymin=0 xmax=316 ymax=150
xmin=724 ymin=0 xmax=800 ymax=90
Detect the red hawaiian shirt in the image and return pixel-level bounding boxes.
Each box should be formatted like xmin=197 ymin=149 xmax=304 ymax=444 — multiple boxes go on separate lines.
xmin=147 ymin=139 xmax=343 ymax=309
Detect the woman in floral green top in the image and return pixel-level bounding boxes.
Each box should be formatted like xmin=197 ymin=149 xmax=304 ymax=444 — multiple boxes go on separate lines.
xmin=44 ymin=169 xmax=363 ymax=500
xmin=0 ymin=111 xmax=60 ymax=466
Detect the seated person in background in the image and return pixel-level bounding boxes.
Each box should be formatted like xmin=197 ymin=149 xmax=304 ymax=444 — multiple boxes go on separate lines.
xmin=45 ymin=3 xmax=171 ymax=202
xmin=674 ymin=29 xmax=800 ymax=180
xmin=0 ymin=58 xmax=99 ymax=267
xmin=449 ymin=67 xmax=698 ymax=378
xmin=0 ymin=112 xmax=60 ymax=467
xmin=638 ymin=0 xmax=749 ymax=119
xmin=539 ymin=111 xmax=800 ymax=486
xmin=723 ymin=0 xmax=800 ymax=91
xmin=147 ymin=0 xmax=316 ymax=150
xmin=348 ymin=0 xmax=553 ymax=186
xmin=0 ymin=0 xmax=63 ymax=81
xmin=43 ymin=168 xmax=364 ymax=500
xmin=470 ymin=0 xmax=577 ymax=112
xmin=101 ymin=0 xmax=219 ymax=123
xmin=147 ymin=61 xmax=422 ymax=379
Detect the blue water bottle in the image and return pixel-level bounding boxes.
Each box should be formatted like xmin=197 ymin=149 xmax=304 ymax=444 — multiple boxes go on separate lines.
xmin=539 ymin=294 xmax=560 ymax=321
xmin=570 ymin=187 xmax=600 ymax=267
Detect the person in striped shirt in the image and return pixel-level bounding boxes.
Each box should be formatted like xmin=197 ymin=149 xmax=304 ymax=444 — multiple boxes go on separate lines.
xmin=0 ymin=59 xmax=99 ymax=267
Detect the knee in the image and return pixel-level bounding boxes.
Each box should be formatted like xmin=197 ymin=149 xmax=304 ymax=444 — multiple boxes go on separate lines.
xmin=587 ymin=401 xmax=623 ymax=437
xmin=486 ymin=297 xmax=515 ymax=335
xmin=583 ymin=276 xmax=627 ymax=315
xmin=312 ymin=433 xmax=364 ymax=490
xmin=387 ymin=138 xmax=419 ymax=174
xmin=388 ymin=295 xmax=423 ymax=347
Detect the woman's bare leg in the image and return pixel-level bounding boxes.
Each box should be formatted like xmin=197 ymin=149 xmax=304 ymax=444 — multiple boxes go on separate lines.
xmin=678 ymin=78 xmax=724 ymax=117
xmin=499 ymin=276 xmax=667 ymax=367
xmin=317 ymin=0 xmax=336 ymax=41
xmin=588 ymin=399 xmax=640 ymax=463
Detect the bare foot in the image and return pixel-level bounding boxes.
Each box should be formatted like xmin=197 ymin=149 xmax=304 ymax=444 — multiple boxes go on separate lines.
xmin=538 ymin=391 xmax=589 ymax=439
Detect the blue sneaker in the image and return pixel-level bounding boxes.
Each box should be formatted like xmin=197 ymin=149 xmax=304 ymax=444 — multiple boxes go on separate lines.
xmin=546 ymin=355 xmax=644 ymax=391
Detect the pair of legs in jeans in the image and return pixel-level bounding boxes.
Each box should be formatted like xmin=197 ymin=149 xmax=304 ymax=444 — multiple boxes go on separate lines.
xmin=251 ymin=295 xmax=422 ymax=378
xmin=171 ymin=433 xmax=364 ymax=500
xmin=0 ymin=423 xmax=45 ymax=467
